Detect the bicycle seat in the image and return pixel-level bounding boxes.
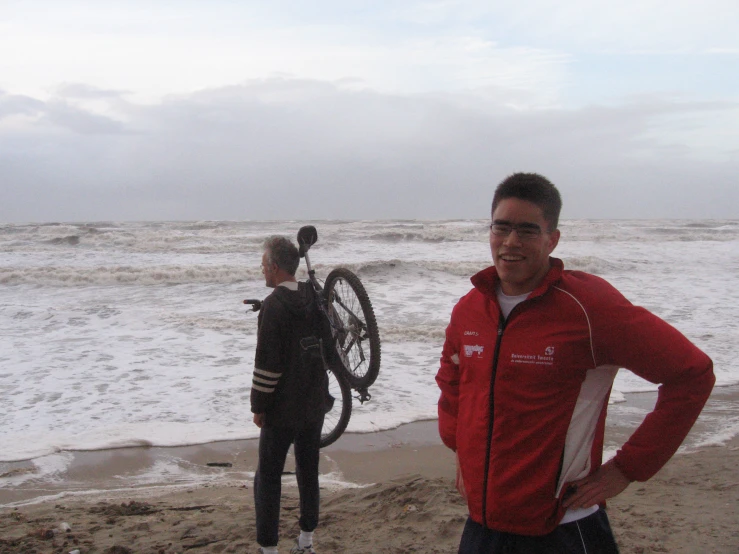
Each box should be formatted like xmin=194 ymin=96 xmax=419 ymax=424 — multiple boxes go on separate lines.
xmin=297 ymin=225 xmax=318 ymax=257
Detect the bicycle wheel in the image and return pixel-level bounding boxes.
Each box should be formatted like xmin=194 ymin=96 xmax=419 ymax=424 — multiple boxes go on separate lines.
xmin=320 ymin=366 xmax=352 ymax=448
xmin=323 ymin=267 xmax=381 ymax=389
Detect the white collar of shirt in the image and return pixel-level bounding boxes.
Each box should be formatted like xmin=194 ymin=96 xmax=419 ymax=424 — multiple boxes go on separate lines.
xmin=495 ymin=285 xmax=530 ymax=319
xmin=277 ymin=281 xmax=299 ymax=291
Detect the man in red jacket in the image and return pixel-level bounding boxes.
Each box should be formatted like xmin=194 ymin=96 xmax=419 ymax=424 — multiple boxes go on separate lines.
xmin=436 ymin=173 xmax=714 ymax=553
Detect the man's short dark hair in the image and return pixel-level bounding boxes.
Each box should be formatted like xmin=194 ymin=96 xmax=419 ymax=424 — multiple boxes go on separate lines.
xmin=491 ymin=173 xmax=562 ymax=231
xmin=263 ymin=236 xmax=300 ymax=276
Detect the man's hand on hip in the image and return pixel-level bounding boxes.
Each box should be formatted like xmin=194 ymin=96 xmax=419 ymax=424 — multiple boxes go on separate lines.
xmin=253 ymin=413 xmax=266 ymax=428
xmin=562 ymin=460 xmax=631 ymax=510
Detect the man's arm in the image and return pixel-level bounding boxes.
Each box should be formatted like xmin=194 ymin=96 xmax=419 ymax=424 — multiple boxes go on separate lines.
xmin=592 ymin=286 xmax=715 ymax=482
xmin=436 ymin=319 xmax=461 ymax=452
xmin=564 ymin=282 xmax=714 ymax=508
xmin=250 ymin=298 xmax=286 ymax=416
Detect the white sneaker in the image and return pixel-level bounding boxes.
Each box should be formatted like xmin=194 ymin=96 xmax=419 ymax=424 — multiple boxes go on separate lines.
xmin=289 ymin=539 xmax=316 ymax=554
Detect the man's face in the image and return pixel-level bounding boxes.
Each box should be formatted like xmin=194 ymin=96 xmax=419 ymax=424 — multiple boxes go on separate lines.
xmin=489 ymin=198 xmax=560 ymax=296
xmin=261 ymin=251 xmax=277 ymax=288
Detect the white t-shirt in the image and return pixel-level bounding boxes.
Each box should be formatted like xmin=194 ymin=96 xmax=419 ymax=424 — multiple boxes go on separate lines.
xmin=496 ymin=287 xmax=529 ymax=319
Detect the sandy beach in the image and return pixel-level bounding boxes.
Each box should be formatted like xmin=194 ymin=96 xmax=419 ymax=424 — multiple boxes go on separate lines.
xmin=2 ymin=388 xmax=739 ymax=553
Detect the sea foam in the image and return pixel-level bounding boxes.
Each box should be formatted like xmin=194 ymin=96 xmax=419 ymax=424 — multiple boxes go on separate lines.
xmin=1 ymin=219 xmax=737 ymax=464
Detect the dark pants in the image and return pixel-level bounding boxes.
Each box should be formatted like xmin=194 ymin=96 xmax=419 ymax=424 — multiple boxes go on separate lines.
xmin=254 ymin=417 xmax=324 ymax=548
xmin=459 ymin=510 xmax=619 ymax=554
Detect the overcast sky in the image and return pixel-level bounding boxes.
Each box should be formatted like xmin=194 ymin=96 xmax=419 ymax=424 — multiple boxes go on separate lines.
xmin=2 ymin=0 xmax=738 ymax=222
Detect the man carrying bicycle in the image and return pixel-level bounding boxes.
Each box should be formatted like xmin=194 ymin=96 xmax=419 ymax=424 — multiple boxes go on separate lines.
xmin=251 ymin=235 xmax=332 ymax=554
xmin=436 ymin=172 xmax=714 ymax=553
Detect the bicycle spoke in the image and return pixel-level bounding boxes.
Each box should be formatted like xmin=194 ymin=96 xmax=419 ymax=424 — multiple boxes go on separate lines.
xmin=324 ymin=268 xmax=381 ymax=389
xmin=333 ymin=295 xmax=367 ymax=331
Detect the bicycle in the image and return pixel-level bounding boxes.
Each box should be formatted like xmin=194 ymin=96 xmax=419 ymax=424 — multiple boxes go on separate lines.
xmin=245 ymin=225 xmax=381 ymax=447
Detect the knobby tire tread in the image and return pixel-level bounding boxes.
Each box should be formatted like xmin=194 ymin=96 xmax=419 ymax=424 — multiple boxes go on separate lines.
xmin=323 ymin=268 xmax=381 ymax=390
xmin=320 ymin=366 xmax=352 ymax=448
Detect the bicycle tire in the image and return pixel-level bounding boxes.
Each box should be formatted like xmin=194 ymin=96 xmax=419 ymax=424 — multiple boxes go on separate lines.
xmin=320 ymin=365 xmax=352 ymax=448
xmin=323 ymin=267 xmax=381 ymax=389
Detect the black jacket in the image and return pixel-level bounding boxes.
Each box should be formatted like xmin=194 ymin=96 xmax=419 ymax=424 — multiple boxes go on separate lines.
xmin=250 ymin=282 xmax=333 ymax=427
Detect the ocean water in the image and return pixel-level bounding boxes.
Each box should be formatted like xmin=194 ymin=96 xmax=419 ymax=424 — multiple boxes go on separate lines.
xmin=1 ymin=219 xmax=737 ymax=468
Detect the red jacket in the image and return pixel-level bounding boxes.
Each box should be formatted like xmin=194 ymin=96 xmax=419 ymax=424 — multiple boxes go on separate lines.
xmin=436 ymin=258 xmax=714 ymax=535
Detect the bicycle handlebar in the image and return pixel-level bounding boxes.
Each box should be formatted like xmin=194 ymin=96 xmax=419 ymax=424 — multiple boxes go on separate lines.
xmin=243 ymin=299 xmax=262 ymax=312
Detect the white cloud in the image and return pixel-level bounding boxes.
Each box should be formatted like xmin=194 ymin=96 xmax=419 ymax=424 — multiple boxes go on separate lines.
xmin=0 ymin=6 xmax=568 ymax=106
xmin=1 ymin=1 xmax=736 ymax=112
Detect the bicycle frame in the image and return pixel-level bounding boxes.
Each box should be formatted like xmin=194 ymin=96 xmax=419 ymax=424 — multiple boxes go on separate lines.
xmin=298 ymin=227 xmax=373 ymax=404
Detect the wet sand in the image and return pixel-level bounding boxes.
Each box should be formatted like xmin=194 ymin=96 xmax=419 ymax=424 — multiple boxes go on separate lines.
xmin=2 ymin=387 xmax=738 ymax=553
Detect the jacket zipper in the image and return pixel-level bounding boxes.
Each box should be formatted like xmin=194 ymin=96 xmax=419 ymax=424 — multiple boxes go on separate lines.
xmin=481 ymin=316 xmax=506 ymax=528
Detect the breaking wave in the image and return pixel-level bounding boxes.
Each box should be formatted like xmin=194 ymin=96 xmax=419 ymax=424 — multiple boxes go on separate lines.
xmin=560 ymin=256 xmax=635 ymax=275
xmin=0 ymin=259 xmax=487 ymax=286
xmin=0 ymin=265 xmax=260 ymax=286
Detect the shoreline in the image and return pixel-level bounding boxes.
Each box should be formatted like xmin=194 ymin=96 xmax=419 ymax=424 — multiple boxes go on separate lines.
xmin=2 ymin=384 xmax=739 ymax=507
xmin=0 ymin=420 xmax=451 ymax=508
xmin=1 ymin=387 xmax=738 ymax=552
xmin=1 ymin=441 xmax=737 ymax=552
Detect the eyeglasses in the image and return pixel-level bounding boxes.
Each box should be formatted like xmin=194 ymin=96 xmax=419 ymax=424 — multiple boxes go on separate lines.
xmin=489 ymin=222 xmax=544 ymax=240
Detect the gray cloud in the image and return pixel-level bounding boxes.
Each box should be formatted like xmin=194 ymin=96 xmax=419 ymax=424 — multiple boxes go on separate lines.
xmin=2 ymin=78 xmax=737 ymax=223
xmin=42 ymin=101 xmax=127 ymax=135
xmin=0 ymin=92 xmax=45 ymax=119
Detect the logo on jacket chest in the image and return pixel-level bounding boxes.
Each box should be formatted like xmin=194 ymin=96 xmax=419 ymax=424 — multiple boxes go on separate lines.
xmin=510 ymin=346 xmax=555 ymax=366
xmin=463 ymin=344 xmax=484 ymax=358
